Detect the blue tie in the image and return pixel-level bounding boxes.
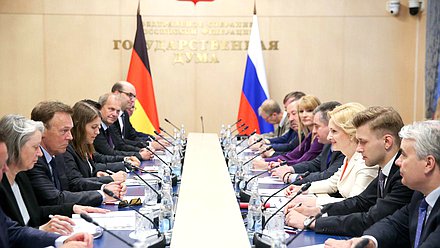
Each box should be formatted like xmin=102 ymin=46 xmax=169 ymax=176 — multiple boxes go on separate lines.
xmin=414 ymin=198 xmax=428 ymax=248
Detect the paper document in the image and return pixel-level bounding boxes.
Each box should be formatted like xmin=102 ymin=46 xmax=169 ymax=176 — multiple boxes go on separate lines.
xmin=72 ymin=210 xmax=136 ymax=230
xmin=259 ymin=188 xmax=287 ymax=197
xmin=298 ymin=244 xmax=324 ymax=248
xmin=258 ymin=176 xmax=286 ymax=185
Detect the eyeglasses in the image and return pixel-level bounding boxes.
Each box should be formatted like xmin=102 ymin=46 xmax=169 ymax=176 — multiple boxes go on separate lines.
xmin=120 ymin=91 xmax=136 ymax=99
xmin=118 ymin=197 xmax=142 ymax=208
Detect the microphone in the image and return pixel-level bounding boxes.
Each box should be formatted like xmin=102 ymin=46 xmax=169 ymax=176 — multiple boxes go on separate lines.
xmin=80 ymin=213 xmax=134 ymax=247
xmin=237 ymin=137 xmax=263 ymax=155
xmin=231 ymin=123 xmax=246 ymax=134
xmin=262 ymin=182 xmax=312 ymax=230
xmin=144 ymin=146 xmax=178 ymax=187
xmin=150 ymin=135 xmax=173 ymax=155
xmin=230 ymin=118 xmax=242 ymax=127
xmin=243 ymin=161 xmax=287 ymax=191
xmin=124 ymin=160 xmax=162 ymax=181
xmin=102 ymin=189 xmax=166 ymax=244
xmin=164 ymin=118 xmax=180 ymax=131
xmin=123 ymin=162 xmax=161 ymax=203
xmin=234 ymin=126 xmax=249 ymax=138
xmin=237 ymin=130 xmax=257 ymax=147
xmin=261 ymin=171 xmax=311 ymax=209
xmin=242 ymin=145 xmax=273 ymax=166
xmin=200 ymin=116 xmax=205 ymax=133
xmin=158 ymin=127 xmax=176 ymax=141
xmin=283 ymin=212 xmax=324 ymax=247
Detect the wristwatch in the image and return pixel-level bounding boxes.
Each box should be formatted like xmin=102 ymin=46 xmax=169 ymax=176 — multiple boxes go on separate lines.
xmin=303 ymin=216 xmax=316 ymax=229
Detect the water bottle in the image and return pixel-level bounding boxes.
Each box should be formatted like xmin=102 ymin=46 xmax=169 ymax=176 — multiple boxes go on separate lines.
xmin=234 ymin=161 xmax=244 ymax=197
xmin=247 ymin=180 xmax=262 ymax=238
xmin=219 ymin=124 xmax=226 ymax=142
xmin=135 ymin=205 xmax=154 ymax=241
xmin=159 ymin=184 xmax=174 ymax=244
xmin=180 ymin=124 xmax=186 ymax=140
xmin=160 ymin=163 xmax=172 ymax=187
xmin=170 ymin=146 xmax=182 ymax=178
xmin=270 ymin=232 xmax=287 ymax=248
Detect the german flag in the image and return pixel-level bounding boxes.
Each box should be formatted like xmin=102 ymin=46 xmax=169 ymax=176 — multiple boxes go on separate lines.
xmin=127 ymin=4 xmax=159 ymax=134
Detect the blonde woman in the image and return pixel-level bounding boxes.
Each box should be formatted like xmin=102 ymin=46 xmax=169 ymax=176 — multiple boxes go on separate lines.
xmin=285 ymin=103 xmax=379 ymax=206
xmin=254 ymin=95 xmax=323 ymax=169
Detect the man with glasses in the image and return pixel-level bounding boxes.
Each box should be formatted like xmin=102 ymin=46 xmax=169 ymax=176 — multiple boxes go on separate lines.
xmin=111 ymin=81 xmax=165 ymax=150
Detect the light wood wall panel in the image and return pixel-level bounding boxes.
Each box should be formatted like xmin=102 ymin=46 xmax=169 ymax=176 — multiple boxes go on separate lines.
xmin=0 ymin=0 xmax=427 ymax=132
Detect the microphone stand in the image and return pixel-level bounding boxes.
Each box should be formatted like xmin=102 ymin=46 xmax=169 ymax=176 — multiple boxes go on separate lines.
xmin=261 ymin=171 xmax=311 ymax=210
xmin=80 ymin=213 xmax=134 ymax=247
xmin=144 ymin=146 xmax=178 ymax=187
xmin=164 ymin=118 xmax=180 ymax=131
xmin=237 ymin=137 xmax=263 ymax=155
xmin=123 ymin=162 xmax=161 ymax=203
xmin=158 ymin=127 xmax=176 ymax=142
xmin=237 ymin=130 xmax=257 ymax=147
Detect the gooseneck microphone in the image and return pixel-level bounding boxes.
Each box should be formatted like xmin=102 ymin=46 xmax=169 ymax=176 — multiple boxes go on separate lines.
xmin=233 ymin=126 xmax=249 ymax=139
xmin=262 ymin=182 xmax=312 ymax=230
xmin=231 ymin=123 xmax=246 ymax=134
xmin=230 ymin=118 xmax=242 ymax=127
xmin=80 ymin=213 xmax=134 ymax=247
xmin=144 ymin=146 xmax=179 ymax=186
xmin=158 ymin=127 xmax=176 ymax=141
xmin=237 ymin=130 xmax=257 ymax=147
xmin=242 ymin=145 xmax=273 ymax=166
xmin=102 ymin=189 xmax=165 ymax=244
xmin=123 ymin=162 xmax=161 ymax=203
xmin=124 ymin=161 xmax=162 ymax=181
xmin=200 ymin=116 xmax=205 ymax=133
xmin=262 ymin=171 xmax=311 ymax=209
xmin=164 ymin=118 xmax=180 ymax=131
xmin=102 ymin=191 xmax=159 ymax=231
xmin=237 ymin=137 xmax=263 ymax=155
xmin=243 ymin=161 xmax=287 ymax=191
xmin=150 ymin=135 xmax=173 ymax=155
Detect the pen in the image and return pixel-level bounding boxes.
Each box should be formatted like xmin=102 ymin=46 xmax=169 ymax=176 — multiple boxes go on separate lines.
xmin=106 ymin=170 xmax=115 ymax=175
xmin=294 ymin=202 xmax=302 ymax=208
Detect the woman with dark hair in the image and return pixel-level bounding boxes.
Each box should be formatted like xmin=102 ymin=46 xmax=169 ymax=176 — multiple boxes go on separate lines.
xmin=0 ymin=115 xmax=106 ymax=235
xmin=63 ymin=100 xmax=127 ymax=184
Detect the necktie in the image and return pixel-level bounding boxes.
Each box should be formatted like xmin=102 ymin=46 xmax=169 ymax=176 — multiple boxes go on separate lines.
xmin=414 ymin=198 xmax=428 ymax=248
xmin=378 ymin=170 xmax=387 ymax=198
xmin=326 ymin=150 xmax=333 ymax=168
xmin=106 ymin=129 xmax=114 ymax=148
xmin=49 ymin=159 xmax=61 ymax=190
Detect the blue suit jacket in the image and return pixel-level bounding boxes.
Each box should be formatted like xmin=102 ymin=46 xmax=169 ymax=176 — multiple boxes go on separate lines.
xmin=364 ymin=191 xmax=440 ymax=247
xmin=0 ymin=207 xmax=59 ymax=248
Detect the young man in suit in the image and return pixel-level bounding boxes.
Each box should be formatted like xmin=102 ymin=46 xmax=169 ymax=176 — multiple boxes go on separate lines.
xmin=270 ymin=101 xmax=345 ymax=185
xmin=26 ymin=101 xmax=125 ymax=207
xmin=284 ymin=106 xmax=414 ymax=236
xmin=325 ymin=120 xmax=440 ymax=248
xmin=0 ymin=130 xmax=93 ymax=248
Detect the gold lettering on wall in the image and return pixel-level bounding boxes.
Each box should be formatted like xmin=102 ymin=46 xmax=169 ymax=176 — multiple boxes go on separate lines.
xmin=113 ymin=20 xmax=279 ymax=64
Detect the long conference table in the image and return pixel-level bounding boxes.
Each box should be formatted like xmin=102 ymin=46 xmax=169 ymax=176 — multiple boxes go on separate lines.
xmin=93 ymin=133 xmax=348 ymax=247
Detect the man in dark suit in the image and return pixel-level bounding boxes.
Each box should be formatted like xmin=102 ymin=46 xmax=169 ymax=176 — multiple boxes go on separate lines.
xmin=324 ymin=120 xmax=440 ymax=248
xmin=285 ymin=107 xmax=414 ymax=236
xmin=111 ymin=81 xmax=166 ymax=150
xmin=26 ymin=101 xmax=124 ymax=207
xmin=93 ymin=93 xmax=153 ymax=161
xmin=0 ymin=133 xmax=93 ymax=248
xmin=270 ymin=101 xmax=344 ymax=184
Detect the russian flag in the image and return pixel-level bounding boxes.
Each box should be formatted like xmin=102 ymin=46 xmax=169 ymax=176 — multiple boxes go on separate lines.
xmin=237 ymin=14 xmax=273 ymax=135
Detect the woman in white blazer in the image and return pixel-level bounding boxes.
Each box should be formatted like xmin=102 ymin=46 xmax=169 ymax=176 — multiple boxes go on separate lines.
xmin=286 ymin=103 xmax=379 ymax=206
